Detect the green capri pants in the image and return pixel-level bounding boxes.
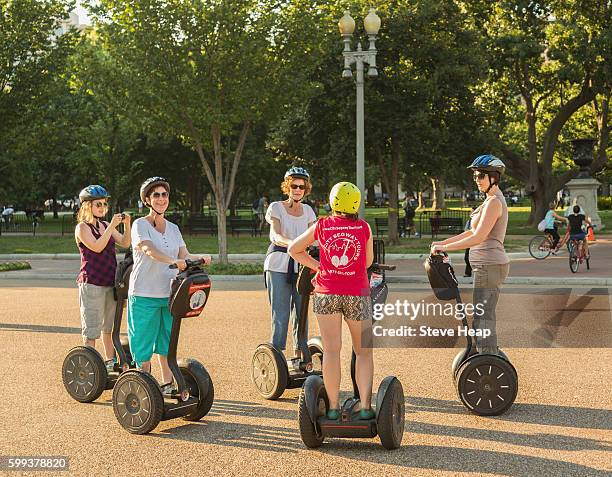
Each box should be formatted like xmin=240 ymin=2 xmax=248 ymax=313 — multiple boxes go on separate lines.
xmin=127 ymin=295 xmax=173 ymax=367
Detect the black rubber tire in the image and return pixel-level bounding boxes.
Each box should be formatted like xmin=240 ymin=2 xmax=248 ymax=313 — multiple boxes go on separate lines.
xmin=179 ymin=358 xmax=214 ymax=421
xmin=377 ymin=379 xmax=405 ymax=450
xmin=569 ymin=247 xmax=579 ymax=273
xmin=251 ymin=345 xmax=288 ymax=400
xmin=62 ymin=346 xmax=107 ymax=403
xmin=456 ymin=355 xmax=518 ymax=416
xmin=112 ymin=370 xmax=164 ymax=434
xmin=298 ymin=379 xmax=328 ymax=448
xmin=529 ymin=235 xmax=550 ymax=260
xmin=308 ymin=344 xmax=323 ymax=374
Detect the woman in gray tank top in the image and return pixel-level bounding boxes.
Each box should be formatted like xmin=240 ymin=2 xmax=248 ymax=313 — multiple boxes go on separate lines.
xmin=431 ymin=155 xmax=509 ymax=354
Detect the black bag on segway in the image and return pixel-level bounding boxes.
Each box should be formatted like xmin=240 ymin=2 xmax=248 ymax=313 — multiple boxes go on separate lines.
xmin=169 ymin=267 xmax=211 ymax=318
xmin=114 ymin=249 xmax=133 ymax=301
xmin=296 ymin=247 xmax=320 ymax=295
xmin=424 ymin=253 xmax=459 ymax=301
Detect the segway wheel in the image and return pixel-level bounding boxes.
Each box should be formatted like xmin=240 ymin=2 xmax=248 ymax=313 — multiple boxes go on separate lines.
xmin=112 ymin=371 xmax=163 ymax=434
xmin=62 ymin=346 xmax=107 ymax=403
xmin=456 ymin=355 xmax=517 ymax=416
xmin=528 ymin=236 xmax=550 ymax=260
xmin=251 ymin=345 xmax=288 ymax=400
xmin=377 ymin=378 xmax=405 ymax=450
xmin=179 ymin=358 xmax=214 ymax=421
xmin=298 ymin=377 xmax=328 ymax=448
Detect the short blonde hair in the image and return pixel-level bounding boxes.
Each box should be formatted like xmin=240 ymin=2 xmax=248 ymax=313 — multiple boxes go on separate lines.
xmin=280 ymin=176 xmax=312 ymax=196
xmin=77 ymin=201 xmax=96 ymax=224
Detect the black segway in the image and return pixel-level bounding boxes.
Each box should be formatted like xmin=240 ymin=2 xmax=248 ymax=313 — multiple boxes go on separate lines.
xmin=111 ymin=258 xmax=214 ymax=434
xmin=251 ymin=247 xmax=323 ymax=400
xmin=298 ymin=254 xmax=405 ymax=450
xmin=62 ymin=250 xmax=134 ymax=403
xmin=425 ymin=253 xmax=518 ymax=416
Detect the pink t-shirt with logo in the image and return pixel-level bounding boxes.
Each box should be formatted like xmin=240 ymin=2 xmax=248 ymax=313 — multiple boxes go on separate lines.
xmin=314 ymin=215 xmax=371 ymax=297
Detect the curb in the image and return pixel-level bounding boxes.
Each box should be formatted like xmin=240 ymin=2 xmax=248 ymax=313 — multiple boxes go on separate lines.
xmin=1 ymin=273 xmax=609 ymax=286
xmin=0 ymin=252 xmax=533 ymax=261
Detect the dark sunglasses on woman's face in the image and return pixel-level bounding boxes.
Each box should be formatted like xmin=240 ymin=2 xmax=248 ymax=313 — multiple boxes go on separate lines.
xmin=290 ymin=184 xmax=306 ymax=190
xmin=151 ymin=191 xmax=169 ymax=198
xmin=93 ymin=201 xmax=108 ymax=208
xmin=473 ymin=172 xmax=487 ymax=181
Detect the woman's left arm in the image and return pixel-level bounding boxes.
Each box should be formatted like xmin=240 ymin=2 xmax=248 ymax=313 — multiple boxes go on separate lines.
xmin=435 ymin=199 xmax=502 ymax=252
xmin=288 ymin=224 xmax=319 ymax=271
xmin=110 ymin=214 xmax=131 ymax=248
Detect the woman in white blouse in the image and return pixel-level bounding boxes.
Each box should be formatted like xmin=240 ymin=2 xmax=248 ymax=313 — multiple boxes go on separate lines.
xmin=264 ymin=167 xmax=317 ymax=363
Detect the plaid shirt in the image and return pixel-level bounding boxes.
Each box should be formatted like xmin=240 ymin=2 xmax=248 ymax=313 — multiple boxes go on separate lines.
xmin=77 ymin=222 xmax=117 ymax=287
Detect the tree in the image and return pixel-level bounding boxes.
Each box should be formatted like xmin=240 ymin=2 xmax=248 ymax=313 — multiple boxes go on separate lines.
xmin=467 ymin=0 xmax=611 ymax=223
xmin=0 ymin=0 xmax=77 ymax=204
xmin=91 ymin=0 xmax=323 ymax=262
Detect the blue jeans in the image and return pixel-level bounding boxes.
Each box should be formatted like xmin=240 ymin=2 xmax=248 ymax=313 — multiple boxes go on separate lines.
xmin=266 ymin=270 xmax=308 ymax=357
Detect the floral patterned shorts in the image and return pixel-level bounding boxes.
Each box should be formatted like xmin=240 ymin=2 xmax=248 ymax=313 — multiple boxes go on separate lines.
xmin=313 ymin=293 xmax=373 ymax=321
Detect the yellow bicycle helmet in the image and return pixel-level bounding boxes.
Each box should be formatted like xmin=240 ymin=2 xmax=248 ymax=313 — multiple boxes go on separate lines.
xmin=329 ymin=182 xmax=361 ymax=214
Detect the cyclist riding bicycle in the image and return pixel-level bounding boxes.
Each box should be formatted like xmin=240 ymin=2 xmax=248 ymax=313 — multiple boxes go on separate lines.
xmin=567 ymin=205 xmax=591 ymax=258
xmin=543 ymin=202 xmax=568 ymax=254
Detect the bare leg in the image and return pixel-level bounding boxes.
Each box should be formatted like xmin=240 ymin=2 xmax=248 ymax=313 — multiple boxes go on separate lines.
xmin=83 ymin=338 xmax=96 ymax=348
xmin=346 ymin=318 xmax=374 ymax=410
xmin=157 ymin=355 xmax=174 ymax=385
xmin=101 ymin=332 xmax=115 ymax=361
xmin=316 ymin=313 xmax=343 ymax=409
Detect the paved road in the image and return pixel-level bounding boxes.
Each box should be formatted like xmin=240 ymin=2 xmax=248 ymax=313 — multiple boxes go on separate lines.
xmin=0 ymin=281 xmax=610 ymax=476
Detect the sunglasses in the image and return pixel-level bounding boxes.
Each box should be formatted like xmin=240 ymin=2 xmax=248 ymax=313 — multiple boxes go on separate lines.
xmin=473 ymin=172 xmax=487 ymax=181
xmin=93 ymin=201 xmax=108 ymax=208
xmin=151 ymin=191 xmax=169 ymax=198
xmin=290 ymin=184 xmax=306 ymax=190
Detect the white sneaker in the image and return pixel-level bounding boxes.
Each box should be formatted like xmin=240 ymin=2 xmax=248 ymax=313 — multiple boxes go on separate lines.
xmin=160 ymin=382 xmax=176 ymax=397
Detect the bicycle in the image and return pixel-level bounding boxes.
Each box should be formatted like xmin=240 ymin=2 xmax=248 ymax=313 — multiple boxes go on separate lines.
xmin=568 ymin=234 xmax=591 ymax=273
xmin=528 ymin=225 xmax=569 ymax=260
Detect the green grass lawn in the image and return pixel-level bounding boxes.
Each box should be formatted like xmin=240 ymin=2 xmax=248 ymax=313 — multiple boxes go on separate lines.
xmin=1 ymin=207 xmax=609 ymax=255
xmin=0 ymin=233 xmax=534 ymax=254
xmin=0 ymin=261 xmax=31 ymax=272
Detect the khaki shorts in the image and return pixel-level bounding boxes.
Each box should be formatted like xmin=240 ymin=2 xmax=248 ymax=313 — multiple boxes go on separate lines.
xmin=313 ymin=293 xmax=373 ymax=321
xmin=78 ymin=283 xmax=115 ymax=339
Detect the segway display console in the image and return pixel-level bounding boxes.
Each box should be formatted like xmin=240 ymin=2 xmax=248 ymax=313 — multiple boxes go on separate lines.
xmin=62 ymin=250 xmax=134 ymax=403
xmin=425 ymin=252 xmax=518 ymax=416
xmin=111 ymin=258 xmax=214 ymax=434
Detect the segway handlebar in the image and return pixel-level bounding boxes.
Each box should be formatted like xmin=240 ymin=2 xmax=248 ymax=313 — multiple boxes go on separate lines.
xmin=169 ymin=258 xmax=206 ymax=269
xmin=370 ymin=263 xmax=396 ymax=272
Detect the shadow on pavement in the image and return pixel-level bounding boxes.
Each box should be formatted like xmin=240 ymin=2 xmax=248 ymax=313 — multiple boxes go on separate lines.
xmin=408 ymin=396 xmax=612 ymax=430
xmin=0 ymin=322 xmax=81 ymax=334
xmin=206 ymin=399 xmax=296 ymax=421
xmin=409 ymin=422 xmax=611 ymax=452
xmin=322 ymin=443 xmax=609 ymax=477
xmin=157 ymin=421 xmax=302 ymax=453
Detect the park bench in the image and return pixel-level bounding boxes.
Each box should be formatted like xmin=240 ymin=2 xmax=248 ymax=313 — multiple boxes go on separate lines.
xmin=429 ymin=217 xmax=463 ymax=238
xmin=374 ymin=217 xmax=407 ymax=237
xmin=188 ymin=214 xmax=217 ymax=235
xmin=229 ymin=216 xmax=258 ymax=237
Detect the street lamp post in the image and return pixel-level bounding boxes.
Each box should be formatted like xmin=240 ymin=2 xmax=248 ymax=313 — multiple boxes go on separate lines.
xmin=338 ymin=8 xmax=381 ymax=218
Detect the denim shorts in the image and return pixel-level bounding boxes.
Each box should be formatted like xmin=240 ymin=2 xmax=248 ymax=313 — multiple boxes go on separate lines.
xmin=313 ymin=293 xmax=372 ymax=321
xmin=78 ymin=283 xmax=115 ymax=339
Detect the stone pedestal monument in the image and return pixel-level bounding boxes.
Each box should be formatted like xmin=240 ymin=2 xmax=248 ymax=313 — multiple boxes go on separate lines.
xmin=565 ymin=139 xmax=604 ymax=230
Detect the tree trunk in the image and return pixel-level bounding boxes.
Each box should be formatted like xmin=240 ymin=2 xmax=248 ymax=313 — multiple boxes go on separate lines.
xmin=185 ymin=115 xmax=251 ymax=264
xmin=367 ymin=184 xmax=375 ymax=206
xmin=431 ymin=177 xmax=445 ymax=210
xmin=417 ymin=191 xmax=426 ymax=210
xmin=377 ymin=137 xmax=401 ymax=245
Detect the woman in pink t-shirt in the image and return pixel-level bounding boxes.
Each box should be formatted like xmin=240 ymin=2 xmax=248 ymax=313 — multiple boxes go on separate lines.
xmin=289 ymin=182 xmax=374 ymax=420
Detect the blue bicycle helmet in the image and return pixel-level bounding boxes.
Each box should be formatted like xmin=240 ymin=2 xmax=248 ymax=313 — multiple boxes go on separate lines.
xmin=467 ymin=154 xmax=506 ymax=174
xmin=284 ymin=166 xmax=310 ymax=180
xmin=79 ymin=185 xmax=110 ymax=202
